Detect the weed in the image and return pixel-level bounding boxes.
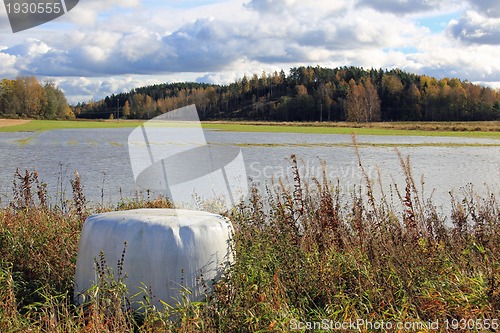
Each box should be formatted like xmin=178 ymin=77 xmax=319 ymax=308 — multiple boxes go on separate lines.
xmin=70 ymin=171 xmax=86 ymax=218
xmin=10 ymin=169 xmax=47 ymax=211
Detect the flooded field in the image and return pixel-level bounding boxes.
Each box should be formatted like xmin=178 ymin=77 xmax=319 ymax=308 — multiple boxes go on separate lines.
xmin=0 ymin=128 xmax=498 ymax=213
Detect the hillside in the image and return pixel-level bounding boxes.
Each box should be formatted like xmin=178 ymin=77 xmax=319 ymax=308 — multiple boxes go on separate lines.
xmin=73 ymin=66 xmax=500 ymax=122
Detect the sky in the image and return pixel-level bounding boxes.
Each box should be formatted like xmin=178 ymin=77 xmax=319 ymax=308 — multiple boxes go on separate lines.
xmin=1 ymin=0 xmax=500 ymax=104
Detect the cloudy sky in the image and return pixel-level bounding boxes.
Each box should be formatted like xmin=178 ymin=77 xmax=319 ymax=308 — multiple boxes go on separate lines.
xmin=1 ymin=0 xmax=499 ymax=104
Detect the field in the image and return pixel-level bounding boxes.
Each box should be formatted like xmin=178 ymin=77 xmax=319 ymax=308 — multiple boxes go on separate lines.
xmin=203 ymin=120 xmax=500 ymax=138
xmin=0 ymin=119 xmax=31 ymax=128
xmin=0 ymin=119 xmax=144 ymax=132
xmin=1 ymin=154 xmax=499 ymax=332
xmin=1 ymin=118 xmax=499 ymax=138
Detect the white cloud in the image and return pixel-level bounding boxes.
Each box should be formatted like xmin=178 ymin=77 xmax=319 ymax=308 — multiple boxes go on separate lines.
xmin=196 ymin=72 xmax=240 ymax=84
xmin=4 ymin=38 xmax=50 ymax=56
xmin=0 ymin=52 xmax=17 ymax=77
xmin=357 ymin=0 xmax=453 ymax=14
xmin=56 ymin=75 xmax=167 ymax=104
xmin=244 ymin=0 xmax=296 ymax=14
xmin=118 ymin=29 xmax=162 ymax=62
xmin=404 ymin=30 xmax=500 ymax=82
xmin=63 ymin=0 xmax=142 ymax=26
xmin=0 ymin=0 xmax=499 ymax=103
xmin=449 ymin=10 xmax=500 ymax=44
xmin=465 ymin=0 xmax=500 ymax=17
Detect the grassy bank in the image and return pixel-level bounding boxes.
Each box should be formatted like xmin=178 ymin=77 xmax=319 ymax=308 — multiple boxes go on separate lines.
xmin=205 ymin=120 xmax=500 ymax=131
xmin=203 ymin=121 xmax=500 ymax=138
xmin=1 ymin=119 xmax=499 ymax=138
xmin=0 ymin=119 xmax=144 ymax=132
xmin=1 ymin=153 xmax=499 ymax=332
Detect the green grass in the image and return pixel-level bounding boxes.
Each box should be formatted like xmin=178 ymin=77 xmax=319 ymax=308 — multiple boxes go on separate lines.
xmin=0 ymin=119 xmax=145 ymax=132
xmin=234 ymin=141 xmax=500 ymax=148
xmin=202 ymin=122 xmax=500 ymax=138
xmin=2 ymin=119 xmax=499 ymax=139
xmin=14 ymin=132 xmax=42 ymax=145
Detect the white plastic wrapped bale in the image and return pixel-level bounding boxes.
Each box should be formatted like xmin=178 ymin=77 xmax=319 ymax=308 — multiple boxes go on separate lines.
xmin=74 ymin=208 xmax=233 ymax=309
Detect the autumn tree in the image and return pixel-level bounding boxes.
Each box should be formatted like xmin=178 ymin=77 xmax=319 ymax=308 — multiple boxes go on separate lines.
xmin=145 ymin=95 xmax=153 ymax=118
xmin=0 ymin=79 xmax=20 ymax=117
xmin=405 ymin=83 xmax=422 ymax=120
xmin=419 ymin=75 xmax=439 ymax=120
xmin=381 ymin=74 xmax=404 ymax=120
xmin=270 ymin=70 xmax=284 ymax=98
xmin=123 ymin=100 xmax=131 ymax=118
xmin=18 ymin=76 xmax=47 ymax=118
xmin=448 ymin=79 xmax=466 ymax=120
xmin=345 ymin=79 xmax=380 ymax=122
xmin=44 ymin=81 xmax=74 ymax=119
xmin=0 ymin=77 xmax=72 ymax=119
xmin=131 ymin=93 xmax=146 ymax=118
xmin=479 ymin=86 xmax=498 ymax=120
xmin=294 ymin=84 xmax=314 ymax=121
xmin=241 ymin=75 xmax=250 ymax=94
xmin=346 ymin=79 xmax=365 ymax=122
xmin=362 ymin=78 xmax=381 ymax=122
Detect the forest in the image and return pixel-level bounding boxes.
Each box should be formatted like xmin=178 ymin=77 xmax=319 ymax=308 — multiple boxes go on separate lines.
xmin=1 ymin=67 xmax=499 ymax=122
xmin=0 ymin=76 xmax=74 ymax=119
xmin=74 ymin=66 xmax=500 ymax=122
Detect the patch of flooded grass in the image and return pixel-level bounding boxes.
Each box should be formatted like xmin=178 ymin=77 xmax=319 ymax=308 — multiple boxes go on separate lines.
xmin=67 ymin=139 xmax=79 ymax=145
xmin=14 ymin=132 xmax=41 ymax=145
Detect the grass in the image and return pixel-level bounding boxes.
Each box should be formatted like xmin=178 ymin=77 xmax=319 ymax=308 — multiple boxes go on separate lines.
xmin=14 ymin=132 xmax=42 ymax=146
xmin=202 ymin=121 xmax=500 ymax=138
xmin=1 ymin=119 xmax=499 ymax=138
xmin=1 ymin=143 xmax=499 ymax=332
xmin=0 ymin=119 xmax=145 ymax=132
xmin=234 ymin=142 xmax=500 ymax=148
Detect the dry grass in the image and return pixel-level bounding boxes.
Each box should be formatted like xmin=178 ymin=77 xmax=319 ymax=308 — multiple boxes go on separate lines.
xmin=205 ymin=120 xmax=500 ymax=132
xmin=0 ymin=119 xmax=31 ymax=128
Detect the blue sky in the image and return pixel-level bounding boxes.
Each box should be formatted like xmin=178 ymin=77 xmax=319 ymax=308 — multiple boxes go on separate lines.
xmin=1 ymin=0 xmax=500 ymax=104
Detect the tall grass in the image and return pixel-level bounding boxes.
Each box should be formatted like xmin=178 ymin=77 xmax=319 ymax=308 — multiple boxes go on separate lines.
xmin=0 ymin=150 xmax=499 ymax=332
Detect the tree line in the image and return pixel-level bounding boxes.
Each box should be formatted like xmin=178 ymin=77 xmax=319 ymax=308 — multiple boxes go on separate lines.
xmin=76 ymin=66 xmax=500 ymax=122
xmin=8 ymin=66 xmax=500 ymax=122
xmin=0 ymin=76 xmax=74 ymax=119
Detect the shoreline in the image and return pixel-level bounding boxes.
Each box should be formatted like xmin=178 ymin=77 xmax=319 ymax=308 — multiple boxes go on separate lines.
xmin=0 ymin=118 xmax=499 ymax=138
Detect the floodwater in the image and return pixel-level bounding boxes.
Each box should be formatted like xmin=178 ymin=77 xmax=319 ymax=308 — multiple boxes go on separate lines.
xmin=0 ymin=128 xmax=498 ymax=214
